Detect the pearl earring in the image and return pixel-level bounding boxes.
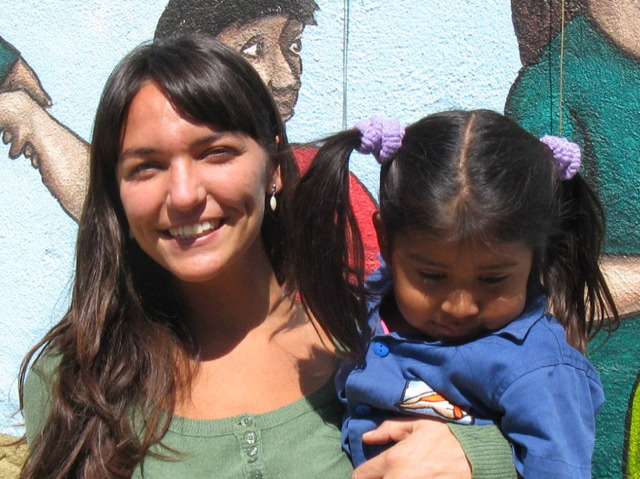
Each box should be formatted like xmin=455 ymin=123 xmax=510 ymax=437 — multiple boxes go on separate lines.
xmin=269 ymin=183 xmax=277 ymax=212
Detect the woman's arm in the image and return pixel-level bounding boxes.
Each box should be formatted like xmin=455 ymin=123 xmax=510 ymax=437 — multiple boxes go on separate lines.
xmin=352 ymin=418 xmax=516 ymax=479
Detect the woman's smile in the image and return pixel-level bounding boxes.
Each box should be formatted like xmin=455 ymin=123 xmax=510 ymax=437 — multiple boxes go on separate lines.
xmin=167 ymin=219 xmax=222 ymax=240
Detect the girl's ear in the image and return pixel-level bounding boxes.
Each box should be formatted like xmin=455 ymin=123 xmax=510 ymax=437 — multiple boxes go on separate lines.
xmin=373 ymin=212 xmax=391 ymax=265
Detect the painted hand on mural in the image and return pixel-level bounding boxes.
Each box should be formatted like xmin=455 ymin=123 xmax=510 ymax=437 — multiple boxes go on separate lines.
xmin=0 ymin=57 xmax=51 ymax=108
xmin=0 ymin=90 xmax=88 ymax=220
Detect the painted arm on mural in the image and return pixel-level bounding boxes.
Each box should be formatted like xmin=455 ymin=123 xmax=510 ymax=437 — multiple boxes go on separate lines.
xmin=0 ymin=90 xmax=89 ymax=220
xmin=0 ymin=38 xmax=88 ymax=221
xmin=600 ymin=256 xmax=640 ymax=318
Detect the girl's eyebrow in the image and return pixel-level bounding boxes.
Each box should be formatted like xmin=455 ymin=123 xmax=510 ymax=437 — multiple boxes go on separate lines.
xmin=406 ymin=251 xmax=522 ymax=270
xmin=406 ymin=252 xmax=447 ymax=267
xmin=476 ymin=260 xmax=521 ymax=271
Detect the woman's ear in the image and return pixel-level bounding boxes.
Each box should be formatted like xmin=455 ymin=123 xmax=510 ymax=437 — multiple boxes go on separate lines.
xmin=269 ymin=136 xmax=283 ymax=193
xmin=373 ymin=212 xmax=391 ymax=265
xmin=268 ymin=163 xmax=283 ymax=194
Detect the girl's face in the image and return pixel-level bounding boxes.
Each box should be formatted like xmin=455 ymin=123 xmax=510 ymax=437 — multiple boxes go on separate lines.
xmin=117 ymin=82 xmax=281 ymax=284
xmin=379 ymin=227 xmax=533 ymax=342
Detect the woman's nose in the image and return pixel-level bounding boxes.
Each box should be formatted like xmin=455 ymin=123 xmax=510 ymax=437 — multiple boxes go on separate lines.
xmin=166 ymin=161 xmax=205 ymax=210
xmin=441 ymin=289 xmax=479 ymax=319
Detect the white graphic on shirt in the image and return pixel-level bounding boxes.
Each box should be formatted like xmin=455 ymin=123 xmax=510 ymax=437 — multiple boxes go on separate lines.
xmin=396 ymin=379 xmax=474 ymax=425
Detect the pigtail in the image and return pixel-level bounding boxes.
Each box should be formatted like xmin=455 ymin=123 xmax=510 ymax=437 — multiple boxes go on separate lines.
xmin=544 ymin=174 xmax=619 ymax=352
xmin=287 ymin=130 xmax=368 ymax=359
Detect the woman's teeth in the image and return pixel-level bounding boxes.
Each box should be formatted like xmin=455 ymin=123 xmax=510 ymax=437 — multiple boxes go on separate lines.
xmin=168 ymin=220 xmax=218 ymax=239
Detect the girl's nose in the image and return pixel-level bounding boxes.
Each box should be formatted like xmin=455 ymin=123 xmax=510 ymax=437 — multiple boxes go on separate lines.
xmin=441 ymin=289 xmax=479 ymax=319
xmin=166 ymin=161 xmax=206 ymax=210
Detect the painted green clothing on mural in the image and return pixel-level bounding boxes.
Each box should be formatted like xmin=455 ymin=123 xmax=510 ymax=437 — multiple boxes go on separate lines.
xmin=505 ymin=16 xmax=640 ymax=254
xmin=627 ymin=372 xmax=640 ymax=478
xmin=0 ymin=37 xmax=19 ymax=82
xmin=506 ymin=17 xmax=640 ymax=478
xmin=24 ymin=354 xmax=516 ymax=478
xmin=589 ymin=319 xmax=640 ymax=479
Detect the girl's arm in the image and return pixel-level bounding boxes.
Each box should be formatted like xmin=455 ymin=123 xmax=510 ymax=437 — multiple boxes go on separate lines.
xmin=354 ymin=418 xmax=516 ymax=479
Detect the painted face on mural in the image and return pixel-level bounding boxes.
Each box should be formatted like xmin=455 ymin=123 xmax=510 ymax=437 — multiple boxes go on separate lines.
xmin=218 ymin=15 xmax=304 ymax=122
xmin=589 ymin=0 xmax=640 ymax=59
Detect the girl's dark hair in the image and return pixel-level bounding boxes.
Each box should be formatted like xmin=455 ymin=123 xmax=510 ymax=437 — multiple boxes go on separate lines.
xmin=18 ymin=34 xmax=297 ymax=478
xmin=155 ymin=0 xmax=318 ymax=40
xmin=290 ymin=109 xmax=618 ymax=357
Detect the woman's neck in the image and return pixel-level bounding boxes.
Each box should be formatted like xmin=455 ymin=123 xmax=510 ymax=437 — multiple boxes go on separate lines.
xmin=176 ymin=242 xmax=290 ymax=357
xmin=171 ymin=246 xmax=339 ymax=418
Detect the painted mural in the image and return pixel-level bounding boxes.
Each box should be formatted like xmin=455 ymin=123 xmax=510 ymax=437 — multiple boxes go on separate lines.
xmin=0 ymin=0 xmax=637 ymax=477
xmin=506 ymin=1 xmax=640 ymax=476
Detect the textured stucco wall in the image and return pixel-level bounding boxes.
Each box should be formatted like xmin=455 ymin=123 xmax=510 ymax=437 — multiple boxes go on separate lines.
xmin=0 ymin=1 xmax=638 ymax=477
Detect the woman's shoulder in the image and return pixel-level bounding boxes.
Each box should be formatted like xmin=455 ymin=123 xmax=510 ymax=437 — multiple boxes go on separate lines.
xmin=23 ymin=351 xmax=61 ymax=445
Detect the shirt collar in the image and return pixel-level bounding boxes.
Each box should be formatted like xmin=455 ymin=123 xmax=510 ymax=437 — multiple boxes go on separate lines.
xmin=492 ymin=294 xmax=548 ymax=342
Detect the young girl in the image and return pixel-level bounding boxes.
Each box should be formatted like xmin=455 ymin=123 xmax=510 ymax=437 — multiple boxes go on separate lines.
xmin=289 ymin=110 xmax=619 ymax=478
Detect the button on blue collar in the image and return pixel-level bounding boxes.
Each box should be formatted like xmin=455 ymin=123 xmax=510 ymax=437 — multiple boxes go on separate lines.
xmin=373 ymin=341 xmax=390 ymax=357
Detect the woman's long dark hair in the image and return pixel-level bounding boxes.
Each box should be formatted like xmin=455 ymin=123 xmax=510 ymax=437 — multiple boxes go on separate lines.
xmin=18 ymin=34 xmax=298 ymax=478
xmin=290 ymin=109 xmax=618 ymax=357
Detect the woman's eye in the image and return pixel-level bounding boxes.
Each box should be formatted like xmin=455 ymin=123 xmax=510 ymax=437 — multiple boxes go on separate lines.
xmin=125 ymin=161 xmax=160 ymax=179
xmin=202 ymin=147 xmax=238 ymax=162
xmin=479 ymin=275 xmax=507 ymax=284
xmin=241 ymin=40 xmax=262 ymax=59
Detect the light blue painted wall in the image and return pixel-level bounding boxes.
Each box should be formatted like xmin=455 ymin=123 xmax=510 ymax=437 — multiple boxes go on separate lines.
xmin=0 ymin=0 xmax=520 ymax=434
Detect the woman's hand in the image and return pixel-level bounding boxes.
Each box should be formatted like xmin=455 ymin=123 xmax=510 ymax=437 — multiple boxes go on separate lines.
xmin=352 ymin=418 xmax=471 ymax=479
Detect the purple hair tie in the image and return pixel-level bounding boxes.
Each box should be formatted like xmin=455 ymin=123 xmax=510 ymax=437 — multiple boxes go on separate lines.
xmin=540 ymin=135 xmax=581 ymax=180
xmin=354 ymin=116 xmax=405 ymax=165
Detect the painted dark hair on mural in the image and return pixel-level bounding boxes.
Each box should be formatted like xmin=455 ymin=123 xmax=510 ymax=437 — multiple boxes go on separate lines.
xmin=18 ymin=34 xmax=297 ymax=479
xmin=155 ymin=0 xmax=318 ymax=39
xmin=290 ymin=109 xmax=618 ymax=357
xmin=511 ymin=0 xmax=584 ymax=66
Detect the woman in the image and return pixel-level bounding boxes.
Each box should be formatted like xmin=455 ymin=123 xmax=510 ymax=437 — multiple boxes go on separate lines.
xmin=19 ymin=35 xmax=514 ymax=478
